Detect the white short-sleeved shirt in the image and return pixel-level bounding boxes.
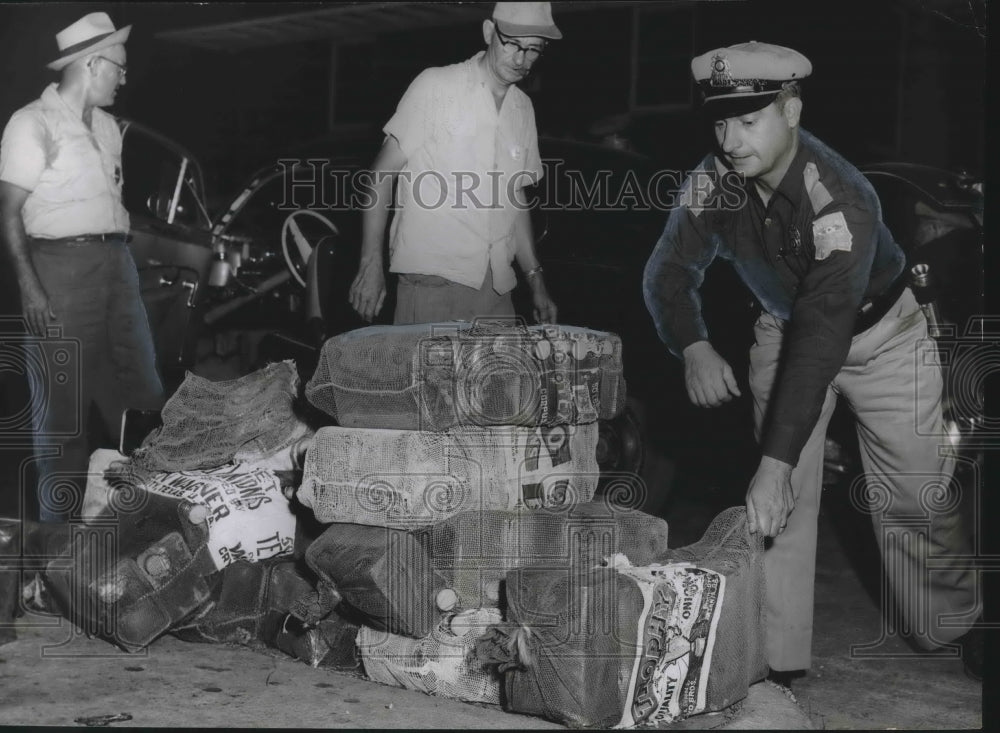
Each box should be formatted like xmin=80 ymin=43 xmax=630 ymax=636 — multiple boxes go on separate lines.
xmin=384 ymin=52 xmax=544 ymax=294
xmin=0 ymin=83 xmax=130 ymax=238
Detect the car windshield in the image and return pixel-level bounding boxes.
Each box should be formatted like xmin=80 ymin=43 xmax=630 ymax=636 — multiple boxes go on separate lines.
xmin=120 ymin=121 xmax=211 ymax=230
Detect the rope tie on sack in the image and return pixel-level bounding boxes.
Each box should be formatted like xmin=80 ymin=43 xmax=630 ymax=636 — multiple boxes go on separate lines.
xmin=475 ymin=622 xmax=537 ymax=673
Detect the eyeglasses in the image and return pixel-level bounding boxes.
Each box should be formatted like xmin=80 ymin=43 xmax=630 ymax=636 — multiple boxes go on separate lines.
xmin=95 ymin=55 xmax=127 ymax=81
xmin=493 ymin=25 xmax=545 ymax=62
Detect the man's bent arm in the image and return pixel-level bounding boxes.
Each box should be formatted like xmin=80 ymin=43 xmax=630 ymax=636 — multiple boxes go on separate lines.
xmin=0 ymin=180 xmax=51 ymax=336
xmin=349 ymin=135 xmax=407 ymax=322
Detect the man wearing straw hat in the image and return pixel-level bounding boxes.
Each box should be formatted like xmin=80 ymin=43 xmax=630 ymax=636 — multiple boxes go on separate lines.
xmin=349 ymin=2 xmax=560 ymax=325
xmin=0 ymin=12 xmax=164 ymax=522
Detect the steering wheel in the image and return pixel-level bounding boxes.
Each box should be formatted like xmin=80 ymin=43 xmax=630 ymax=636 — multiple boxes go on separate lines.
xmin=281 ymin=209 xmax=339 ymax=287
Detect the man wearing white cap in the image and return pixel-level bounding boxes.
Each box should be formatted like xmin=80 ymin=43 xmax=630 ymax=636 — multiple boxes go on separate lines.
xmin=643 ymin=42 xmax=980 ymax=681
xmin=349 ymin=2 xmax=560 ymax=325
xmin=0 ymin=13 xmax=164 ymax=522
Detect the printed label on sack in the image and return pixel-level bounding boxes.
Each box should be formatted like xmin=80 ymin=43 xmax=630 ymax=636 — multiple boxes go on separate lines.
xmin=616 ymin=563 xmax=726 ymax=728
xmin=142 ymin=464 xmax=296 ymax=570
xmin=518 ymin=423 xmax=597 ymax=509
xmin=417 ymin=327 xmax=617 ymax=429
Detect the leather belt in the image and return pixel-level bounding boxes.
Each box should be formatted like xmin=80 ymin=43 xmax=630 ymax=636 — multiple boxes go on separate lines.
xmin=854 ymin=272 xmax=908 ymax=335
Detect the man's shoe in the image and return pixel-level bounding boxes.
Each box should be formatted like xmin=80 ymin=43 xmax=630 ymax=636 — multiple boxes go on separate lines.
xmin=956 ymin=626 xmax=984 ymax=682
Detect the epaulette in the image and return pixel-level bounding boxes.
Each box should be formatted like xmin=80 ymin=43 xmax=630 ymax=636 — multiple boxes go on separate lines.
xmin=803 ymin=161 xmax=834 ymax=214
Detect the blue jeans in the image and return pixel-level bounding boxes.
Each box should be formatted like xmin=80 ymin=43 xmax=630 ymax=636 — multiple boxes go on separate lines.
xmin=28 ymin=237 xmax=164 ymax=522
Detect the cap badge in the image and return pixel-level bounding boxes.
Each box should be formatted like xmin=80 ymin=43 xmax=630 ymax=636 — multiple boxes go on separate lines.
xmin=709 ymin=53 xmax=734 ymax=88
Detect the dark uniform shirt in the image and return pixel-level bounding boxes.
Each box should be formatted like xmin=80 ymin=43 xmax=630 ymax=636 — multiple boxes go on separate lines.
xmin=643 ymin=129 xmax=905 ymax=465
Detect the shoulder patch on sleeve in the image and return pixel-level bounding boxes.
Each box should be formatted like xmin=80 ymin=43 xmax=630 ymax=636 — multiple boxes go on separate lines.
xmin=803 ymin=161 xmax=834 ymax=214
xmin=812 ymin=211 xmax=853 ymax=260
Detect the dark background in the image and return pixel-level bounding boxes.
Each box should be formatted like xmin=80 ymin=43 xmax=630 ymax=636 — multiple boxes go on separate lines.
xmin=0 ymin=1 xmax=991 ymax=519
xmin=0 ymin=0 xmax=987 ymax=191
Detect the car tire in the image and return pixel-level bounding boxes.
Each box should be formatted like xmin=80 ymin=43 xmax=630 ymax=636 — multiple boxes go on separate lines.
xmin=595 ymin=397 xmax=674 ymax=514
xmin=596 ymin=398 xmax=646 ymax=477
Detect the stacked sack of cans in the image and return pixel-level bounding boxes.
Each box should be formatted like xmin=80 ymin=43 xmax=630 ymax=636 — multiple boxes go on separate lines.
xmin=4 ymin=319 xmax=769 ymax=728
xmin=291 ymin=319 xmax=635 ymax=702
xmin=292 ymin=320 xmax=768 ymax=727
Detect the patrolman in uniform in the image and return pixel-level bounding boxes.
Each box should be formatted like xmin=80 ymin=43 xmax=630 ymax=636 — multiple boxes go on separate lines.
xmin=643 ymin=42 xmax=981 ymax=682
xmin=0 ymin=13 xmax=164 ymax=522
xmin=349 ymin=2 xmax=560 ymax=325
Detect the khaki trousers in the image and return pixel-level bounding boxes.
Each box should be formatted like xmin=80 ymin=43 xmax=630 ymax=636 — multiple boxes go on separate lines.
xmin=749 ymin=288 xmax=977 ymax=670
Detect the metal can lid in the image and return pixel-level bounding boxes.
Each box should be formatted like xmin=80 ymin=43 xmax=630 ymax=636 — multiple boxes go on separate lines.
xmin=436 ymin=588 xmax=459 ymax=611
xmin=484 ymin=580 xmax=501 ymax=602
xmin=144 ymin=552 xmax=171 ymax=578
xmin=186 ymin=503 xmax=209 ymax=524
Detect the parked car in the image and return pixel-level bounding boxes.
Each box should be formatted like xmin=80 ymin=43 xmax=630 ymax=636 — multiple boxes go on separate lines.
xmin=824 ymin=161 xmax=985 ymax=488
xmin=120 ymin=120 xmax=372 ymax=385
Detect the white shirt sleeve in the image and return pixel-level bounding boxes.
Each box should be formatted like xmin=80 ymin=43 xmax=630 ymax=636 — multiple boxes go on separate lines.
xmin=383 ymin=69 xmax=437 ymax=161
xmin=0 ymin=110 xmax=47 ymax=192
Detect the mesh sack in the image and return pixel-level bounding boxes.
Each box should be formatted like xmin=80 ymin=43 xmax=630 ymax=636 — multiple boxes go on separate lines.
xmin=131 ymin=360 xmax=313 ymax=473
xmin=500 ymin=564 xmax=650 ymax=727
xmin=297 ymin=423 xmax=598 ymax=528
xmin=305 ymin=523 xmax=451 ymax=639
xmin=654 ymin=506 xmax=767 ymax=712
xmin=416 ymin=500 xmax=671 ymax=609
xmin=358 ymin=608 xmax=503 ymax=703
xmin=134 ymin=464 xmax=297 ymax=571
xmin=496 ymin=506 xmax=762 ymax=728
xmin=500 ymin=557 xmax=729 ymax=728
xmin=44 ymin=487 xmax=217 ymax=653
xmin=305 ymin=321 xmax=626 ymax=431
xmin=171 ymin=558 xmax=315 ymax=645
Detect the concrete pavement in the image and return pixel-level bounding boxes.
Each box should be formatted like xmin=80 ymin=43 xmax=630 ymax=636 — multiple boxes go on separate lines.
xmin=0 ymin=485 xmax=983 ymax=729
